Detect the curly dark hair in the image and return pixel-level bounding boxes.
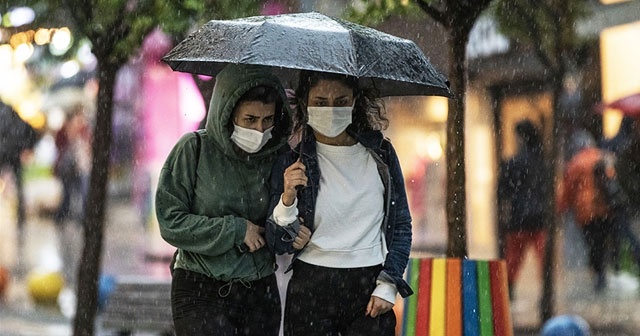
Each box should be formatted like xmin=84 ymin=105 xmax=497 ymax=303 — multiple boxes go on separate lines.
xmin=293 ymin=70 xmax=388 ymax=135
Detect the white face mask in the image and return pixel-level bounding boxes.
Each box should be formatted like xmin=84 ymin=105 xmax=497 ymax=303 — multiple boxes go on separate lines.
xmin=306 ymin=105 xmax=354 ymax=138
xmin=230 ymin=124 xmax=273 ymax=153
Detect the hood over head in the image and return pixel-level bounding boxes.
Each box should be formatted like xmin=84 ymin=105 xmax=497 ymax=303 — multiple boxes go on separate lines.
xmin=205 ymin=64 xmax=291 ymax=158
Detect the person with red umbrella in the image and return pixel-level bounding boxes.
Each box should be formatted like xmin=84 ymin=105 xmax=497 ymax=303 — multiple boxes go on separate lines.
xmin=602 ymin=92 xmax=640 ymax=210
xmin=597 ymin=93 xmax=640 ymax=277
xmin=557 ymin=131 xmax=614 ymax=292
xmin=616 ymin=115 xmax=640 ymax=211
xmin=606 ymin=93 xmax=640 ymax=117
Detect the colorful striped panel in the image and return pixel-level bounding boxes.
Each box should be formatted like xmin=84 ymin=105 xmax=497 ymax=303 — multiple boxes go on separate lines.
xmin=429 ymin=258 xmax=446 ymax=336
xmin=401 ymin=258 xmax=512 ymax=336
xmin=446 ymin=258 xmax=463 ymax=336
xmin=415 ymin=258 xmax=432 ymax=335
xmin=462 ymin=259 xmax=480 ymax=336
xmin=402 ymin=258 xmax=421 ymax=336
xmin=489 ymin=260 xmax=513 ymax=336
xmin=477 ymin=260 xmax=495 ymax=336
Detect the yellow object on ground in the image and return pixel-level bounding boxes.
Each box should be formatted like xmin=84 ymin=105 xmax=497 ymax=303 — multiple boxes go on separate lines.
xmin=27 ymin=271 xmax=64 ymax=305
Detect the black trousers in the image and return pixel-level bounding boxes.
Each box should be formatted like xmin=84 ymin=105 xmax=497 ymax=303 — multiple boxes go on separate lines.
xmin=171 ymin=269 xmax=281 ymax=336
xmin=582 ymin=217 xmax=613 ymax=277
xmin=284 ymin=261 xmax=396 ymax=336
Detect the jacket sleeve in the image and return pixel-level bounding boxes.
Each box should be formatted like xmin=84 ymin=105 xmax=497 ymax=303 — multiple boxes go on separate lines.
xmin=155 ymin=133 xmax=247 ymax=256
xmin=266 ymin=151 xmax=300 ymax=254
xmin=382 ymin=140 xmax=414 ymax=298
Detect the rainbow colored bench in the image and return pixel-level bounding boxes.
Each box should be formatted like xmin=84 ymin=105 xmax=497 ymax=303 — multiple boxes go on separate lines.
xmin=398 ymin=258 xmax=513 ymax=336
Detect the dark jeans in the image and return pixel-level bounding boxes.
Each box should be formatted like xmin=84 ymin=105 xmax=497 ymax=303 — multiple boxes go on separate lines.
xmin=582 ymin=218 xmax=612 ymax=277
xmin=54 ymin=172 xmax=87 ymax=225
xmin=171 ymin=269 xmax=281 ymax=336
xmin=285 ymin=261 xmax=396 ymax=336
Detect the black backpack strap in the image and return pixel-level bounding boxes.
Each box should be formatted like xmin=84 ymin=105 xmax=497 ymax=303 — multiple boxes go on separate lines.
xmin=190 ymin=130 xmax=202 ymax=199
xmin=194 ymin=130 xmax=202 ymax=170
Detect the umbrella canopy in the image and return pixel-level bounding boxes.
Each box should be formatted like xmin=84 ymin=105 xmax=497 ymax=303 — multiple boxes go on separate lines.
xmin=606 ymin=93 xmax=640 ymax=117
xmin=162 ymin=12 xmax=452 ymax=98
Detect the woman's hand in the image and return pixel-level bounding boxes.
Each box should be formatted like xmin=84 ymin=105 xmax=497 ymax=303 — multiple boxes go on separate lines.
xmin=282 ymin=160 xmax=307 ymax=206
xmin=243 ymin=220 xmax=265 ymax=252
xmin=366 ymin=296 xmax=394 ymax=318
xmin=292 ymin=225 xmax=311 ymax=250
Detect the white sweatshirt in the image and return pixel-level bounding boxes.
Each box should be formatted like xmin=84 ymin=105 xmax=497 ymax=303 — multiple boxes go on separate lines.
xmin=273 ymin=141 xmax=397 ymax=303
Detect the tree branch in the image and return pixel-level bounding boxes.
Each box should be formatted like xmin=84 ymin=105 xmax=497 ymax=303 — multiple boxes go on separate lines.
xmin=525 ymin=0 xmax=562 ymax=60
xmin=414 ymin=0 xmax=447 ymax=26
xmin=63 ymin=0 xmax=92 ymax=36
xmin=459 ymin=0 xmax=493 ymax=21
xmin=452 ymin=0 xmax=493 ymax=32
xmin=512 ymin=1 xmax=553 ymax=69
xmin=531 ymin=0 xmax=558 ymax=22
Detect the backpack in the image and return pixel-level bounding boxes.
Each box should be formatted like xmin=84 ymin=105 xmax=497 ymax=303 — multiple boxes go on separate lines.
xmin=593 ymin=159 xmax=628 ymax=211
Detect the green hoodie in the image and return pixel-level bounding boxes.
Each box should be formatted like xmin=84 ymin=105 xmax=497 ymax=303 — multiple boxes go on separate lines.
xmin=156 ymin=64 xmax=291 ymax=282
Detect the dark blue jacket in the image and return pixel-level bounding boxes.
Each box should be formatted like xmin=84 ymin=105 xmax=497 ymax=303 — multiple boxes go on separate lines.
xmin=498 ymin=146 xmax=547 ymax=231
xmin=266 ymin=126 xmax=414 ymax=298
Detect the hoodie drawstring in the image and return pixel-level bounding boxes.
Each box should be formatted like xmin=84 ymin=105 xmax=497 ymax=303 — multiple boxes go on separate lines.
xmin=218 ymin=279 xmax=252 ymax=297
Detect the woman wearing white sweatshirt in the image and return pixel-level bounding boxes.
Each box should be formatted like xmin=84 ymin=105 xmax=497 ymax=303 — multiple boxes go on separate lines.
xmin=267 ymin=70 xmax=413 ymax=336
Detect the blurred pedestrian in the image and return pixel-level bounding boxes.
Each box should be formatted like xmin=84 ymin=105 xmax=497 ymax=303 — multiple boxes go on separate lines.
xmin=267 ymin=70 xmax=413 ymax=336
xmin=593 ymin=158 xmax=640 ymax=274
xmin=611 ymin=116 xmax=640 ymax=273
xmin=0 ymin=100 xmax=38 ymax=243
xmin=616 ymin=116 xmax=640 ymax=211
xmin=155 ymin=64 xmax=293 ymax=336
xmin=53 ymin=103 xmax=92 ymax=227
xmin=558 ymin=131 xmax=614 ymax=292
xmin=131 ymin=28 xmax=205 ymax=231
xmin=498 ymin=119 xmax=548 ymax=299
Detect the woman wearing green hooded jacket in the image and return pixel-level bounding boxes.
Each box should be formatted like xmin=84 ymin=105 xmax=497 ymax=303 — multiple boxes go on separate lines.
xmin=155 ymin=64 xmax=292 ymax=336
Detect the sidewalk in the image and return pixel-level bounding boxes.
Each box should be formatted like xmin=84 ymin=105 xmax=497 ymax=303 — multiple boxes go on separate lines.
xmin=0 ymin=176 xmax=172 ymax=336
xmin=509 ymin=217 xmax=640 ymax=335
xmin=1 ymin=176 xmax=640 ymax=335
xmin=510 ymin=258 xmax=640 ymax=335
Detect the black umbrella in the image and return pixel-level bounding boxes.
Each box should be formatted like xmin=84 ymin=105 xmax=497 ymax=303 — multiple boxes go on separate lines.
xmin=162 ymin=12 xmax=452 ymax=98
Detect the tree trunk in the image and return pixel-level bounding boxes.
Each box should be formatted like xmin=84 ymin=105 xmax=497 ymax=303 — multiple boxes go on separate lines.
xmin=445 ymin=24 xmax=471 ymax=258
xmin=540 ymin=71 xmax=564 ymax=322
xmin=73 ymin=62 xmax=118 ymax=336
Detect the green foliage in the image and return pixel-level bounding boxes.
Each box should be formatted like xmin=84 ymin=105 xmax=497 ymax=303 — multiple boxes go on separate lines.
xmin=158 ymin=0 xmax=262 ymax=39
xmin=13 ymin=0 xmax=262 ymax=65
xmin=346 ymin=0 xmax=422 ymax=26
xmin=618 ymin=240 xmax=640 ymax=274
xmin=492 ymin=0 xmax=590 ymax=68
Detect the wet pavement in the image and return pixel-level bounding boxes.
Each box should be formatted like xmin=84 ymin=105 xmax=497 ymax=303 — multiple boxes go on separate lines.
xmin=1 ymin=175 xmax=640 ymax=335
xmin=0 ymin=175 xmax=171 ymax=335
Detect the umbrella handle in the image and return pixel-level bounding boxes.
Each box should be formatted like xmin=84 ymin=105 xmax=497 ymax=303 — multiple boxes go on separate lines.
xmin=295 ymin=125 xmax=305 ymax=192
